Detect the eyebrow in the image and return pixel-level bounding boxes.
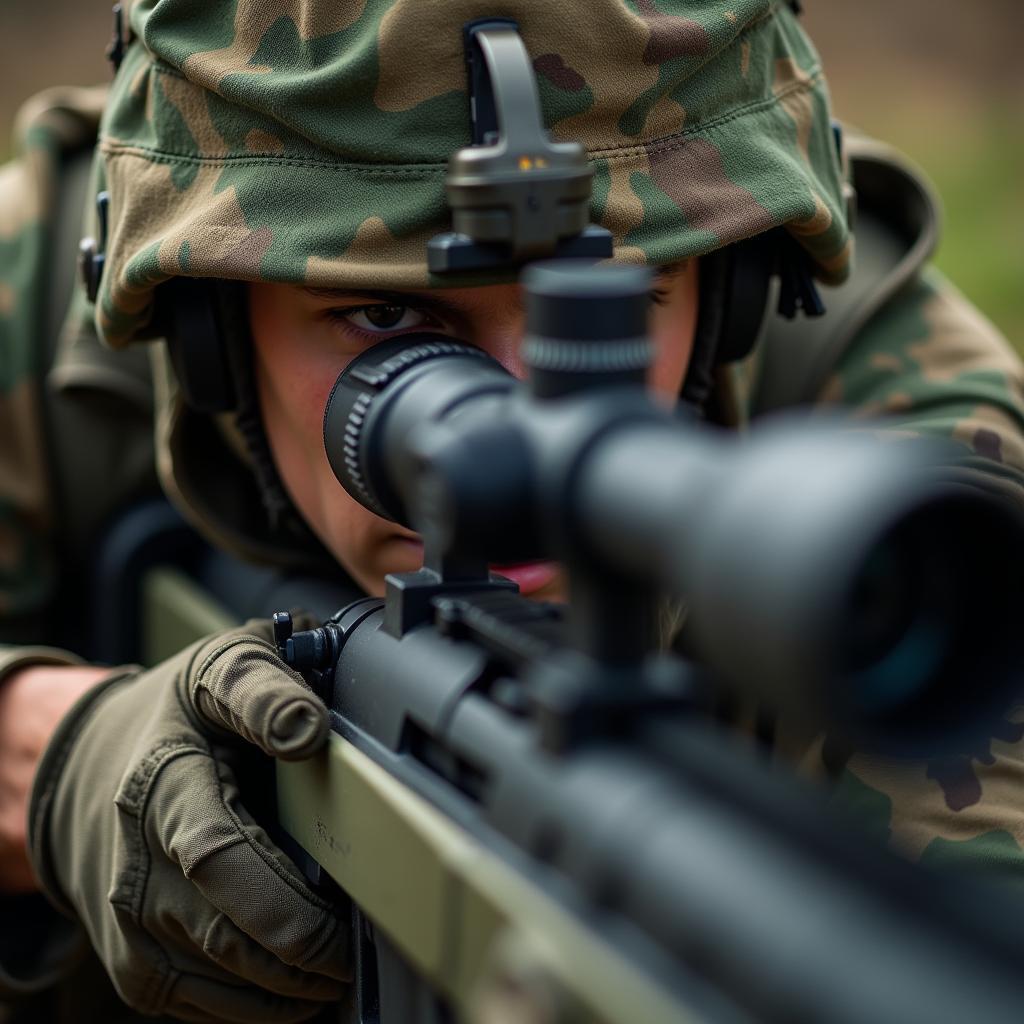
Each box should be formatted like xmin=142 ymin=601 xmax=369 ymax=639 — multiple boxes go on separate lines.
xmin=301 ymin=261 xmax=689 ymax=309
xmin=655 ymin=259 xmax=690 ymax=279
xmin=302 ymin=286 xmax=469 ymax=320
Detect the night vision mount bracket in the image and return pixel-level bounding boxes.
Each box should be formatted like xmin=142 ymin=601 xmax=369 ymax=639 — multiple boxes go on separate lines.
xmin=427 ymin=19 xmax=614 ymax=273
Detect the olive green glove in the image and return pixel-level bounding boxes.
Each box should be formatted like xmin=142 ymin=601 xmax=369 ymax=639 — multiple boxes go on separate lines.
xmin=27 ymin=620 xmax=351 ymax=1023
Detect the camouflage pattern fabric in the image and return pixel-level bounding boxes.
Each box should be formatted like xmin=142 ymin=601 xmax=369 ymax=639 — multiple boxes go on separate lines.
xmin=835 ymin=716 xmax=1024 ymax=885
xmin=821 ymin=269 xmax=1024 ymax=497
xmin=0 ymin=93 xmax=114 ymax=1020
xmin=0 ymin=88 xmax=106 ymax=630
xmin=94 ymin=0 xmax=852 ymax=348
xmin=818 ymin=272 xmax=1024 ymax=878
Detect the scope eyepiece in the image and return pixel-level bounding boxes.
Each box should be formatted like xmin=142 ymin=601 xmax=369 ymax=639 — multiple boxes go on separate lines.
xmin=323 ymin=334 xmax=513 ymax=526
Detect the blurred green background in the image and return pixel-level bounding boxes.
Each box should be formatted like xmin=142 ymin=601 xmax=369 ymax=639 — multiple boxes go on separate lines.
xmin=2 ymin=1 xmax=1021 ymax=342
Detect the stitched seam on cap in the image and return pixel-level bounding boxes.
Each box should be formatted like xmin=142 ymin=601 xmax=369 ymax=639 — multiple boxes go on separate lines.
xmin=105 ymin=0 xmax=821 ymax=174
xmin=99 ymin=75 xmax=822 ymax=173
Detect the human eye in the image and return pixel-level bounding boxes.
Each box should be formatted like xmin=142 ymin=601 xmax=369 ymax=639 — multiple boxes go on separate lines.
xmin=326 ymin=303 xmax=431 ymax=337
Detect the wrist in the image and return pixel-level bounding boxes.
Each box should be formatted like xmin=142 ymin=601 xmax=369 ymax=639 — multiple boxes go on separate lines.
xmin=0 ymin=663 xmax=113 ymax=893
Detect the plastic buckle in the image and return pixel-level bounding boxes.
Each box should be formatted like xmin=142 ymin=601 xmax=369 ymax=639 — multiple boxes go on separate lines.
xmin=79 ymin=191 xmax=110 ymax=305
xmin=106 ymin=4 xmax=128 ymax=74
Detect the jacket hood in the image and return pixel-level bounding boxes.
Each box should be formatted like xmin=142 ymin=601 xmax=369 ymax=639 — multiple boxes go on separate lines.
xmin=95 ymin=0 xmax=852 ymax=347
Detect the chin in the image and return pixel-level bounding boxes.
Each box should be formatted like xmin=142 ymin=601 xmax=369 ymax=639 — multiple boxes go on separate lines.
xmin=525 ymin=581 xmax=567 ymax=605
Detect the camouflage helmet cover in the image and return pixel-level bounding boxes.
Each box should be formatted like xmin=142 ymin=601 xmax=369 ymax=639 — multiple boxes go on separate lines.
xmin=96 ymin=0 xmax=852 ymax=348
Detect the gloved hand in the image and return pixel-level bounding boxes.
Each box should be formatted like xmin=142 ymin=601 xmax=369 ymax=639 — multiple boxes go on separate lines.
xmin=27 ymin=619 xmax=350 ymax=1023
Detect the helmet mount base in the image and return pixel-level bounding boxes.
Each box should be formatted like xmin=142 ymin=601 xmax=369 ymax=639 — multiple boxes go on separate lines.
xmin=427 ymin=19 xmax=613 ymax=275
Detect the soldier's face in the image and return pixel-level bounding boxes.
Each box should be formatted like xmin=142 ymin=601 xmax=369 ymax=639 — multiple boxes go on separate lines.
xmin=249 ymin=263 xmax=700 ymax=599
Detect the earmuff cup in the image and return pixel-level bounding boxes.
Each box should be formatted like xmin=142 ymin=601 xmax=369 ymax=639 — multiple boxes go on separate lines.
xmin=160 ymin=278 xmax=239 ymax=414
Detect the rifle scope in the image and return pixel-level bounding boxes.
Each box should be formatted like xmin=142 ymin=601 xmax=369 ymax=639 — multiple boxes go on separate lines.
xmin=322 ymin=262 xmax=1024 ymax=752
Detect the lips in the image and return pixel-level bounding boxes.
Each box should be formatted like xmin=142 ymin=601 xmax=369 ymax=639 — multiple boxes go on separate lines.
xmin=488 ymin=561 xmax=559 ymax=595
xmin=390 ymin=536 xmax=558 ymax=597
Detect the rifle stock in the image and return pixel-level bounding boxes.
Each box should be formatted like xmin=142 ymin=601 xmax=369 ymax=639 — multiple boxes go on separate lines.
xmin=278 ymin=734 xmax=703 ymax=1024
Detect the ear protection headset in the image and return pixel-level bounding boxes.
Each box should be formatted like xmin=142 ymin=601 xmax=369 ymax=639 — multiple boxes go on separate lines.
xmin=160 ymin=278 xmax=239 ymax=414
xmin=681 ymin=228 xmax=827 ymax=411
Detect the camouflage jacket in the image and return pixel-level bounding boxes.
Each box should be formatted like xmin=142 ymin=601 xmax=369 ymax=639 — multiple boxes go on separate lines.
xmin=2 ymin=81 xmax=1024 ymax=1019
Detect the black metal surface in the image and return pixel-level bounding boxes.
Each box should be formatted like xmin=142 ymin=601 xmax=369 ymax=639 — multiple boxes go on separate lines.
xmin=307 ymin=602 xmax=1024 ymax=1024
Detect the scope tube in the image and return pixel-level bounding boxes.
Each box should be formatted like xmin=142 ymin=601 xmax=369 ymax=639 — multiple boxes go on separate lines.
xmin=322 ymin=262 xmax=1024 ymax=754
xmin=576 ymin=419 xmax=1024 ymax=754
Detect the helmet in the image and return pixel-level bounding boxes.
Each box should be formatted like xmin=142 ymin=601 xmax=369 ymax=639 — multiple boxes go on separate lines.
xmin=81 ymin=0 xmax=854 ymax=571
xmin=92 ymin=0 xmax=852 ymax=349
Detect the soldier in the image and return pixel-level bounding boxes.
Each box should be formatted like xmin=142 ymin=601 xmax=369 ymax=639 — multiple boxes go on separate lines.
xmin=1 ymin=1 xmax=1023 ymax=1020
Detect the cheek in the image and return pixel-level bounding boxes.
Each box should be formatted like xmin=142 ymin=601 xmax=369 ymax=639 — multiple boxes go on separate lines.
xmin=275 ymin=362 xmax=336 ymax=448
xmin=249 ymin=301 xmax=338 ymax=472
xmin=248 ymin=285 xmax=408 ymax=596
xmin=649 ymin=300 xmax=699 ymax=403
xmin=248 ymin=286 xmax=353 ymax=530
xmin=651 ymin=264 xmax=700 ymax=403
xmin=649 ymin=328 xmax=695 ymax=401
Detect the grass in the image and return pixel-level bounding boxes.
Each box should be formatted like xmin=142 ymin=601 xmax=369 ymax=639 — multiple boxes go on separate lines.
xmin=842 ymin=102 xmax=1024 ymax=351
